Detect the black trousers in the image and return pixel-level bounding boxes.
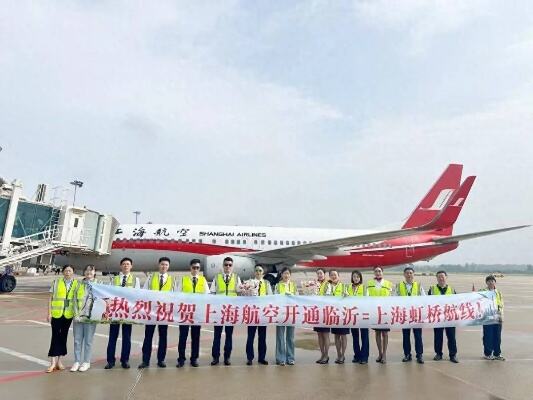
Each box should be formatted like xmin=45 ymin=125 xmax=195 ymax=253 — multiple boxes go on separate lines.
xmin=351 ymin=328 xmax=369 ymax=362
xmin=246 ymin=326 xmax=267 ymax=361
xmin=434 ymin=327 xmax=457 ymax=357
xmin=142 ymin=325 xmax=168 ymax=364
xmin=212 ymin=326 xmax=234 ymax=360
xmin=107 ymin=323 xmax=132 ymax=364
xmin=178 ymin=325 xmax=201 ymax=362
xmin=483 ymin=324 xmax=502 ymax=357
xmin=48 ymin=316 xmax=72 ymax=357
xmin=402 ymin=328 xmax=423 ymax=357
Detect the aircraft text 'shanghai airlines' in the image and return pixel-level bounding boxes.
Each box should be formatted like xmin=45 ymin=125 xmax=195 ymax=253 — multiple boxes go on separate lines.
xmin=64 ymin=164 xmax=528 ymax=282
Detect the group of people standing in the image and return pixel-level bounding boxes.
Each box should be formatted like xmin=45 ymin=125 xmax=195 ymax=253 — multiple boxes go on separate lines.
xmin=46 ymin=259 xmax=505 ymax=373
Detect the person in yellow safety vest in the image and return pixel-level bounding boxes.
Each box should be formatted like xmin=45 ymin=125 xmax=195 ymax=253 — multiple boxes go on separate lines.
xmin=482 ymin=275 xmax=505 ymax=361
xmin=394 ymin=266 xmax=426 ymax=364
xmin=138 ymin=257 xmax=175 ymax=369
xmin=367 ymin=266 xmax=393 ymax=364
xmin=428 ymin=270 xmax=458 ymax=363
xmin=314 ymin=268 xmax=331 ymax=364
xmin=347 ymin=270 xmax=369 ymax=364
xmin=209 ymin=256 xmax=242 ymax=366
xmin=246 ymin=265 xmax=273 ymax=366
xmin=105 ymin=257 xmax=140 ymax=370
xmin=326 ymin=270 xmax=349 ymax=364
xmin=176 ymin=258 xmax=210 ymax=368
xmin=46 ymin=265 xmax=79 ymax=373
xmin=275 ymin=267 xmax=298 ymax=366
xmin=71 ymin=264 xmax=100 ymax=372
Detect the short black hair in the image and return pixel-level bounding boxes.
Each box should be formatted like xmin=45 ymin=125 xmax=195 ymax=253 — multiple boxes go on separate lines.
xmin=223 ymin=257 xmax=233 ymax=263
xmin=373 ymin=266 xmax=383 ymax=271
xmin=404 ymin=266 xmax=414 ymax=273
xmin=84 ymin=264 xmax=96 ymax=273
xmin=436 ymin=270 xmax=447 ymax=276
xmin=158 ymin=257 xmax=171 ymax=264
xmin=351 ymin=270 xmax=363 ymax=284
xmin=120 ymin=257 xmax=133 ymax=265
xmin=485 ymin=275 xmax=497 ymax=283
xmin=280 ymin=266 xmax=291 ymax=275
xmin=62 ymin=264 xmax=74 ymax=272
xmin=190 ymin=258 xmax=201 ymax=266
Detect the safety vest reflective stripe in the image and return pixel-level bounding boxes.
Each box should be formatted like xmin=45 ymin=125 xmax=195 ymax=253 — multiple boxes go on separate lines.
xmin=182 ymin=275 xmax=207 ymax=294
xmin=113 ymin=274 xmax=135 ymax=287
xmin=346 ymin=284 xmax=364 ymax=296
xmin=149 ymin=274 xmax=174 ymax=291
xmin=216 ymin=273 xmax=237 ymax=296
xmin=366 ymin=279 xmax=393 ymax=297
xmin=398 ymin=281 xmax=420 ymax=296
xmin=75 ymin=280 xmax=99 ymax=312
xmin=277 ymin=281 xmax=296 ymax=295
xmin=51 ymin=279 xmax=78 ymax=319
xmin=430 ymin=285 xmax=453 ymax=295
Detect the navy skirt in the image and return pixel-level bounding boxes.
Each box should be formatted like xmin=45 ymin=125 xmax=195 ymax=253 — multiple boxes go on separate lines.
xmin=313 ymin=327 xmax=331 ymax=333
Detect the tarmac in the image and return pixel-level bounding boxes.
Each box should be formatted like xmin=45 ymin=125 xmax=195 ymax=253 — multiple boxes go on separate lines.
xmin=1 ymin=271 xmax=532 ymax=400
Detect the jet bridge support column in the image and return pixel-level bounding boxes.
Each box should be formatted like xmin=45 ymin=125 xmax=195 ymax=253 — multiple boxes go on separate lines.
xmin=0 ymin=179 xmax=22 ymax=255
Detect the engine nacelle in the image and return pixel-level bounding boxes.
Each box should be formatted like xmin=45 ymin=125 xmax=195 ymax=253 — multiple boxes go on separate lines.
xmin=204 ymin=254 xmax=256 ymax=281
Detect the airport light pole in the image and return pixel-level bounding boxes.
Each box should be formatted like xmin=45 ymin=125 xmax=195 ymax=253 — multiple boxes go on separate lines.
xmin=70 ymin=180 xmax=83 ymax=206
xmin=133 ymin=211 xmax=141 ymax=224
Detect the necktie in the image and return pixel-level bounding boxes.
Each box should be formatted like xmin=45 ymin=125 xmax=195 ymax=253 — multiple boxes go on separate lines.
xmin=225 ymin=275 xmax=230 ymax=295
xmin=159 ymin=274 xmax=164 ymax=290
xmin=121 ymin=276 xmax=127 ymax=287
xmin=258 ymin=280 xmax=262 ymax=296
xmin=192 ymin=276 xmax=197 ymax=293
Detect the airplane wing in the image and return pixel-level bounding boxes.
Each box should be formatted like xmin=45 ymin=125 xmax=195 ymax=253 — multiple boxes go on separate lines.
xmin=431 ymin=225 xmax=530 ymax=244
xmin=245 ymin=226 xmax=432 ymax=263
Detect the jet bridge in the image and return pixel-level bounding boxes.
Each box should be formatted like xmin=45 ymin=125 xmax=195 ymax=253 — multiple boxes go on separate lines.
xmin=0 ymin=178 xmax=119 ymax=292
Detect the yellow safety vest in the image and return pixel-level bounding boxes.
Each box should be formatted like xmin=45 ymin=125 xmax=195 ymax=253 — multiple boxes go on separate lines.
xmin=113 ymin=274 xmax=135 ymax=287
xmin=398 ymin=281 xmax=421 ymax=296
xmin=181 ymin=275 xmax=207 ymax=294
xmin=366 ymin=279 xmax=393 ymax=297
xmin=346 ymin=283 xmax=365 ymax=297
xmin=147 ymin=274 xmax=174 ymax=291
xmin=75 ymin=279 xmax=99 ymax=312
xmin=50 ymin=279 xmax=79 ymax=319
xmin=276 ymin=281 xmax=296 ymax=295
xmin=258 ymin=279 xmax=268 ymax=296
xmin=318 ymin=280 xmax=328 ymax=295
xmin=329 ymin=282 xmax=345 ymax=297
xmin=216 ymin=273 xmax=237 ymax=296
xmin=430 ymin=285 xmax=454 ymax=295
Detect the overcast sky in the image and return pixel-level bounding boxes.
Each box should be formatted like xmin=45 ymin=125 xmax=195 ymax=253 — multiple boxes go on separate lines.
xmin=1 ymin=1 xmax=532 ymax=264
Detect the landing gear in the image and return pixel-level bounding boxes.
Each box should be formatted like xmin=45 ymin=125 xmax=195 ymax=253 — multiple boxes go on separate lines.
xmin=0 ymin=274 xmax=16 ymax=293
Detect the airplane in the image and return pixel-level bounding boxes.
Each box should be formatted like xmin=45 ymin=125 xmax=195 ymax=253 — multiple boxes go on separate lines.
xmin=60 ymin=164 xmax=528 ymax=286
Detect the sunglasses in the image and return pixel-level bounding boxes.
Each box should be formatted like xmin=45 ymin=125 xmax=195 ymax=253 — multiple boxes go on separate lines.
xmin=191 ymin=266 xmax=200 ymax=270
xmin=224 ymin=263 xmax=233 ymax=267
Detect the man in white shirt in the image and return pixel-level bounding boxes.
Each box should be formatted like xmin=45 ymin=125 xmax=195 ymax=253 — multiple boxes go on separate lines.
xmin=139 ymin=257 xmax=175 ymax=369
xmin=210 ymin=257 xmax=242 ymax=366
xmin=105 ymin=257 xmax=140 ymax=370
xmin=176 ymin=259 xmax=210 ymax=368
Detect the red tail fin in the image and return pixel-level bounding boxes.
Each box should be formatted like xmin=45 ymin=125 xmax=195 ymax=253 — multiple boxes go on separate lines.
xmin=402 ymin=164 xmax=463 ymax=229
xmin=426 ymin=176 xmax=476 ymax=234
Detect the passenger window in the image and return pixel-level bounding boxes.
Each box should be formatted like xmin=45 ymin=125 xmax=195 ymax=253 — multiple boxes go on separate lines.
xmin=230 ymin=239 xmax=235 ymax=245
xmin=297 ymin=241 xmax=301 ymax=245
xmin=254 ymin=240 xmax=258 ymax=245
xmin=261 ymin=240 xmax=265 ymax=245
xmin=286 ymin=240 xmax=289 ymax=245
xmin=199 ymin=239 xmax=202 ymax=243
xmin=292 ymin=241 xmax=295 ymax=245
xmin=274 ymin=240 xmax=277 ymax=245
xmin=225 ymin=239 xmax=229 ymax=245
xmin=268 ymin=240 xmax=271 ymax=245
xmin=192 ymin=239 xmax=196 ymax=243
xmin=236 ymin=239 xmax=241 ymax=245
xmin=243 ymin=240 xmax=247 ymax=245
xmin=212 ymin=239 xmax=217 ymax=244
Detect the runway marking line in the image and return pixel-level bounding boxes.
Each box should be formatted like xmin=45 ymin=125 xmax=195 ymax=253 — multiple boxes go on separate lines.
xmin=0 ymin=346 xmax=49 ymax=367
